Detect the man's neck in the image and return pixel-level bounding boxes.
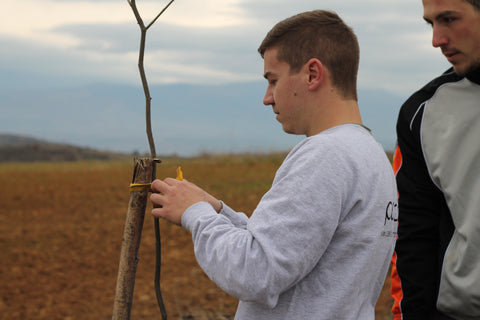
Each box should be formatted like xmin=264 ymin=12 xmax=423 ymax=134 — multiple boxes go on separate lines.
xmin=306 ymin=98 xmax=362 ymax=137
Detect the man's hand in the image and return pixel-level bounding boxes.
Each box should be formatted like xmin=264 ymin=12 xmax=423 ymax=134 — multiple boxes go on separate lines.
xmin=150 ymin=178 xmax=221 ymax=226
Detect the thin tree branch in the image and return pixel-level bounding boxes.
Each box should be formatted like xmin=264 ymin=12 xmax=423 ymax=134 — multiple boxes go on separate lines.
xmin=147 ymin=0 xmax=175 ymax=30
xmin=127 ymin=0 xmax=174 ymax=159
xmin=128 ymin=0 xmax=146 ymax=29
xmin=139 ymin=30 xmax=156 ymax=159
xmin=123 ymin=3 xmax=174 ymax=320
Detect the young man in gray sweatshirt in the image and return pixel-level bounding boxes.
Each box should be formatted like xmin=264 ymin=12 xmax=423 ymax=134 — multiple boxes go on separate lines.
xmin=151 ymin=10 xmax=398 ymax=320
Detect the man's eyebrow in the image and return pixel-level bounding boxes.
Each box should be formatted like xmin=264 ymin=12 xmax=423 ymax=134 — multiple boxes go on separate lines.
xmin=424 ymin=10 xmax=458 ymax=24
xmin=423 ymin=16 xmax=433 ymax=24
xmin=263 ymin=71 xmax=272 ymax=80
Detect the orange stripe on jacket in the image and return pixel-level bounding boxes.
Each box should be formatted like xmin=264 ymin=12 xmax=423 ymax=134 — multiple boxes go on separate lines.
xmin=390 ymin=145 xmax=403 ymax=320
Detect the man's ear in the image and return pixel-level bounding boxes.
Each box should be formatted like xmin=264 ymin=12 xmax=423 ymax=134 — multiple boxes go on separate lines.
xmin=305 ymin=58 xmax=323 ymax=90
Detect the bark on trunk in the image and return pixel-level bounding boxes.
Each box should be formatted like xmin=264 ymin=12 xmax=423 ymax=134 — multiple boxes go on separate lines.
xmin=112 ymin=158 xmax=157 ymax=320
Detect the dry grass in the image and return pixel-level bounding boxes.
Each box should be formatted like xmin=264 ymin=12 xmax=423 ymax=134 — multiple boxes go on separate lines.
xmin=0 ymin=154 xmax=393 ymax=319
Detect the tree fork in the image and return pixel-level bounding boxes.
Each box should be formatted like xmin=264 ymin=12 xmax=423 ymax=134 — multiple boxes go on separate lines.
xmin=112 ymin=2 xmax=174 ymax=319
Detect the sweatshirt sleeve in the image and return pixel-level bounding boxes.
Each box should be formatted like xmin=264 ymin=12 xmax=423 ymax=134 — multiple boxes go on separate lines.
xmin=219 ymin=202 xmax=249 ymax=229
xmin=181 ymin=139 xmax=345 ymax=308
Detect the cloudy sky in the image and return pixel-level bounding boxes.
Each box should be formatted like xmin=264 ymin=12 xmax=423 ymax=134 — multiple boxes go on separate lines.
xmin=1 ymin=0 xmax=450 ymax=156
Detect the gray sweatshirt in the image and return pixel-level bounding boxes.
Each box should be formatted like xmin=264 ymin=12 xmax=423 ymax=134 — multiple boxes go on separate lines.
xmin=182 ymin=124 xmax=398 ymax=320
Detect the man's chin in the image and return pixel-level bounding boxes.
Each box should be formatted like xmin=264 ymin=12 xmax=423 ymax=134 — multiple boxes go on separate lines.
xmin=453 ymin=61 xmax=480 ymax=77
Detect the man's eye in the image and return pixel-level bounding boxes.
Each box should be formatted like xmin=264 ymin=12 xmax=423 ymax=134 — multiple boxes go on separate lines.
xmin=425 ymin=16 xmax=457 ymax=28
xmin=442 ymin=16 xmax=456 ymax=24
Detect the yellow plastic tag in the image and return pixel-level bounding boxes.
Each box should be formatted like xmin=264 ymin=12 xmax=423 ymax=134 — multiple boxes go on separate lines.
xmin=129 ymin=183 xmax=152 ymax=192
xmin=176 ymin=166 xmax=183 ymax=180
xmin=129 ymin=167 xmax=182 ymax=191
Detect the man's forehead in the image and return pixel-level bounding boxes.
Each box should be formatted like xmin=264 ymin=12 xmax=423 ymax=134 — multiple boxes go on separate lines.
xmin=423 ymin=0 xmax=470 ymax=17
xmin=263 ymin=48 xmax=290 ymax=76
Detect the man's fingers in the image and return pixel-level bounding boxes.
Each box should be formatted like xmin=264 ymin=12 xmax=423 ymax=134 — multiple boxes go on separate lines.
xmin=150 ymin=192 xmax=165 ymax=208
xmin=163 ymin=177 xmax=182 ymax=186
xmin=152 ymin=206 xmax=164 ymax=219
xmin=151 ymin=179 xmax=166 ymax=193
xmin=151 ymin=202 xmax=182 ymax=226
xmin=151 ymin=177 xmax=183 ymax=193
xmin=151 ymin=192 xmax=166 ymax=219
xmin=152 ymin=206 xmax=160 ymax=216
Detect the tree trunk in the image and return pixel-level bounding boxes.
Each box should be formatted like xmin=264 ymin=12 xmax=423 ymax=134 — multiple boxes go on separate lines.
xmin=112 ymin=158 xmax=157 ymax=320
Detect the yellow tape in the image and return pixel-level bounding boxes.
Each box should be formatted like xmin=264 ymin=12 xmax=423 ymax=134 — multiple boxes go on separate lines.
xmin=129 ymin=166 xmax=183 ymax=192
xmin=129 ymin=183 xmax=152 ymax=192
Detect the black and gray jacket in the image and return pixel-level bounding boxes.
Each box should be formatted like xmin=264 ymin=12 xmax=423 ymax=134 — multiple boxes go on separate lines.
xmin=391 ymin=66 xmax=480 ymax=320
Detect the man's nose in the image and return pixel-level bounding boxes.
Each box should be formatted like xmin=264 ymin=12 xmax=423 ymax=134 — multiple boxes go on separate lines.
xmin=263 ymin=88 xmax=274 ymax=106
xmin=432 ymin=26 xmax=448 ymax=48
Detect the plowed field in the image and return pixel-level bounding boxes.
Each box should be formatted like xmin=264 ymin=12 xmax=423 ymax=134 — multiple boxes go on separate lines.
xmin=0 ymin=154 xmax=393 ymax=319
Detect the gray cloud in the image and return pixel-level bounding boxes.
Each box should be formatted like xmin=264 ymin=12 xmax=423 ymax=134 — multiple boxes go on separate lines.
xmin=51 ymin=23 xmax=138 ymax=53
xmin=47 ymin=0 xmax=120 ymax=1
xmin=34 ymin=0 xmax=447 ymax=94
xmin=0 ymin=0 xmax=452 ymax=155
xmin=52 ymin=21 xmax=260 ymax=57
xmin=2 ymin=0 xmax=449 ymax=93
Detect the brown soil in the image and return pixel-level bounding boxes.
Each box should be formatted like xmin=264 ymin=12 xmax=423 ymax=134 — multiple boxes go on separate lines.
xmin=0 ymin=157 xmax=393 ymax=319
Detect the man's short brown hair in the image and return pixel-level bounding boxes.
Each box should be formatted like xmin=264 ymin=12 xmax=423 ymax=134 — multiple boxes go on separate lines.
xmin=258 ymin=10 xmax=360 ymax=100
xmin=464 ymin=0 xmax=480 ymax=10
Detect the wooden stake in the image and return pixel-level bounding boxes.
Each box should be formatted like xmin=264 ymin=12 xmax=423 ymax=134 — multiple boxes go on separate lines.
xmin=112 ymin=158 xmax=159 ymax=320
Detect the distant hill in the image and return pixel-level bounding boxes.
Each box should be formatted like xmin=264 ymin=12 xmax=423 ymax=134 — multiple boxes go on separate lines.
xmin=0 ymin=134 xmax=131 ymax=162
xmin=0 ymin=82 xmax=402 ymax=156
xmin=0 ymin=134 xmax=46 ymax=146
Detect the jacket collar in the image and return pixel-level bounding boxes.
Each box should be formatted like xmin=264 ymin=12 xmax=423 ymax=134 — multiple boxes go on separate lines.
xmin=466 ymin=66 xmax=480 ymax=85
